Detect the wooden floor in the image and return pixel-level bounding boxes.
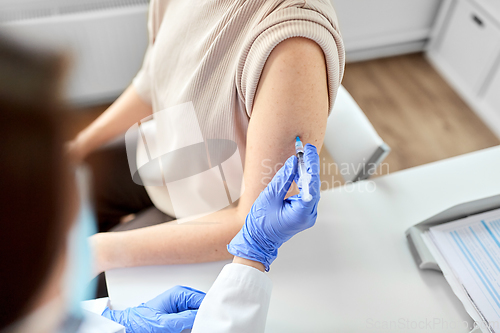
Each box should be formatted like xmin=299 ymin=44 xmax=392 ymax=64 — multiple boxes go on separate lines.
xmin=74 ymin=53 xmax=499 ymax=182
xmin=341 ymin=53 xmax=499 ymax=173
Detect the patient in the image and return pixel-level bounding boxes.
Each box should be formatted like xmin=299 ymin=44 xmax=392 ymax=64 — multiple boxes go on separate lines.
xmin=67 ymin=0 xmax=344 ymax=276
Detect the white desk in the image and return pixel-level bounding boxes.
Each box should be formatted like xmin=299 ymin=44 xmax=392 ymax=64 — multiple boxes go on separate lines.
xmin=106 ymin=146 xmax=500 ymax=332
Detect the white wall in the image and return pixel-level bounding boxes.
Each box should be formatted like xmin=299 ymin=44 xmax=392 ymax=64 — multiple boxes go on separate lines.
xmin=2 ymin=4 xmax=149 ymax=106
xmin=331 ymin=0 xmax=443 ymax=61
xmin=1 ymin=0 xmax=137 ymax=6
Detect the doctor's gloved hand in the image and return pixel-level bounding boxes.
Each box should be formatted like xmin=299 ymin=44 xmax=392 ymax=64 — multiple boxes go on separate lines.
xmin=101 ymin=285 xmax=206 ymax=333
xmin=228 ymin=143 xmax=320 ymax=271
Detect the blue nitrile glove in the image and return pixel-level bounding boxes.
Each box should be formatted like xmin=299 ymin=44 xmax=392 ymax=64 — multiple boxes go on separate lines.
xmin=101 ymin=285 xmax=206 ymax=333
xmin=228 ymin=143 xmax=320 ymax=271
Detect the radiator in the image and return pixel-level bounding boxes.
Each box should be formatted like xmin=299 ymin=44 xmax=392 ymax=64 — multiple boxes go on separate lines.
xmin=0 ymin=0 xmax=149 ymax=106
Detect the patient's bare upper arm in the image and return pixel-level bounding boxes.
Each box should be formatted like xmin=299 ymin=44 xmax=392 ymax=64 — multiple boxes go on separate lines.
xmin=237 ymin=37 xmax=330 ymax=214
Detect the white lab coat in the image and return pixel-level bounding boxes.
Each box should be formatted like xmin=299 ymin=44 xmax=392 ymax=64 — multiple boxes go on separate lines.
xmin=191 ymin=263 xmax=273 ymax=333
xmin=4 ymin=264 xmax=271 ymax=333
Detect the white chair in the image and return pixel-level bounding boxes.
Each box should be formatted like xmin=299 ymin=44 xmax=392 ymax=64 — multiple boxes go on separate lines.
xmin=324 ymin=85 xmax=391 ymax=182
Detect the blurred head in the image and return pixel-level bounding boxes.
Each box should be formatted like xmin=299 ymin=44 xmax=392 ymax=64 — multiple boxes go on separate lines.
xmin=0 ymin=33 xmax=75 ymax=329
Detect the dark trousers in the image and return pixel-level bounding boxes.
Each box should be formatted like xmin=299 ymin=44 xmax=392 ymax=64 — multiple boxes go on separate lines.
xmin=85 ymin=137 xmax=174 ymax=232
xmin=84 ymin=137 xmax=174 ymax=297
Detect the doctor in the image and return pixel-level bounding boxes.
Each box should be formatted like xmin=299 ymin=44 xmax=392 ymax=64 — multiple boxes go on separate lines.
xmin=0 ymin=33 xmax=321 ymax=332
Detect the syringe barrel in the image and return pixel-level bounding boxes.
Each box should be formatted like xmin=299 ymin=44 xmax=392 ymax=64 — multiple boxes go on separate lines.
xmin=297 ymin=152 xmax=312 ymax=202
xmin=295 ymin=137 xmax=312 ymax=202
xmin=298 ymin=158 xmax=308 ymax=182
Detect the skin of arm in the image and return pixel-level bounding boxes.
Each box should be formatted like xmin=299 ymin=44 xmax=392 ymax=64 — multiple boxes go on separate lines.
xmin=67 ymin=85 xmax=153 ymax=163
xmin=232 ymin=257 xmax=265 ymax=272
xmin=91 ymin=37 xmax=330 ymax=274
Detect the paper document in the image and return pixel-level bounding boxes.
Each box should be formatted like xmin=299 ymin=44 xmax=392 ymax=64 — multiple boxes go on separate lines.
xmin=429 ymin=208 xmax=500 ymax=332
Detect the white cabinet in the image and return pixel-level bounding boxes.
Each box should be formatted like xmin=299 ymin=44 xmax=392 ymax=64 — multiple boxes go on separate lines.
xmin=435 ymin=0 xmax=500 ymax=91
xmin=427 ymin=0 xmax=500 ymax=138
xmin=331 ymin=0 xmax=442 ymax=61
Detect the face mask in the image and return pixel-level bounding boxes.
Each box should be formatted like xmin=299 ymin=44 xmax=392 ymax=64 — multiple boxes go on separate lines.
xmin=59 ymin=167 xmax=97 ymax=333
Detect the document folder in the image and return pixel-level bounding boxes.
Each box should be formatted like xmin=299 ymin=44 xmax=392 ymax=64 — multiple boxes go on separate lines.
xmin=406 ymin=194 xmax=500 ymax=271
xmin=405 ymin=194 xmax=500 ymax=333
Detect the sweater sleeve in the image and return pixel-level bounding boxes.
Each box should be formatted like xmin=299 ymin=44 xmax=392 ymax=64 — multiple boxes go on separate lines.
xmin=191 ymin=263 xmax=273 ymax=333
xmin=237 ymin=5 xmax=345 ymax=118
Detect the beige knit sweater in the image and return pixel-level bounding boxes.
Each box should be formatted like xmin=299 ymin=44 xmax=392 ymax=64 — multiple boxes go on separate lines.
xmin=133 ymin=0 xmax=345 ymax=218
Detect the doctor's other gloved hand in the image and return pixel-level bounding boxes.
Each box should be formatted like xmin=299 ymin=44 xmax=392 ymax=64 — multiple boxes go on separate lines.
xmin=101 ymin=285 xmax=206 ymax=333
xmin=228 ymin=143 xmax=320 ymax=271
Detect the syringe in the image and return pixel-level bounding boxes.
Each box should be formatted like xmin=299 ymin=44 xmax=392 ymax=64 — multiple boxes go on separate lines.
xmin=295 ymin=137 xmax=312 ymax=202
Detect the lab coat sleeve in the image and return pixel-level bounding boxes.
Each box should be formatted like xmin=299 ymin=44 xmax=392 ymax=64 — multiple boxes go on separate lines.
xmin=191 ymin=263 xmax=273 ymax=333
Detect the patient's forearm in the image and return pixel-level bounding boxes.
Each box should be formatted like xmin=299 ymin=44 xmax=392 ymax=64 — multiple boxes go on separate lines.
xmin=93 ymin=207 xmax=245 ymax=273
